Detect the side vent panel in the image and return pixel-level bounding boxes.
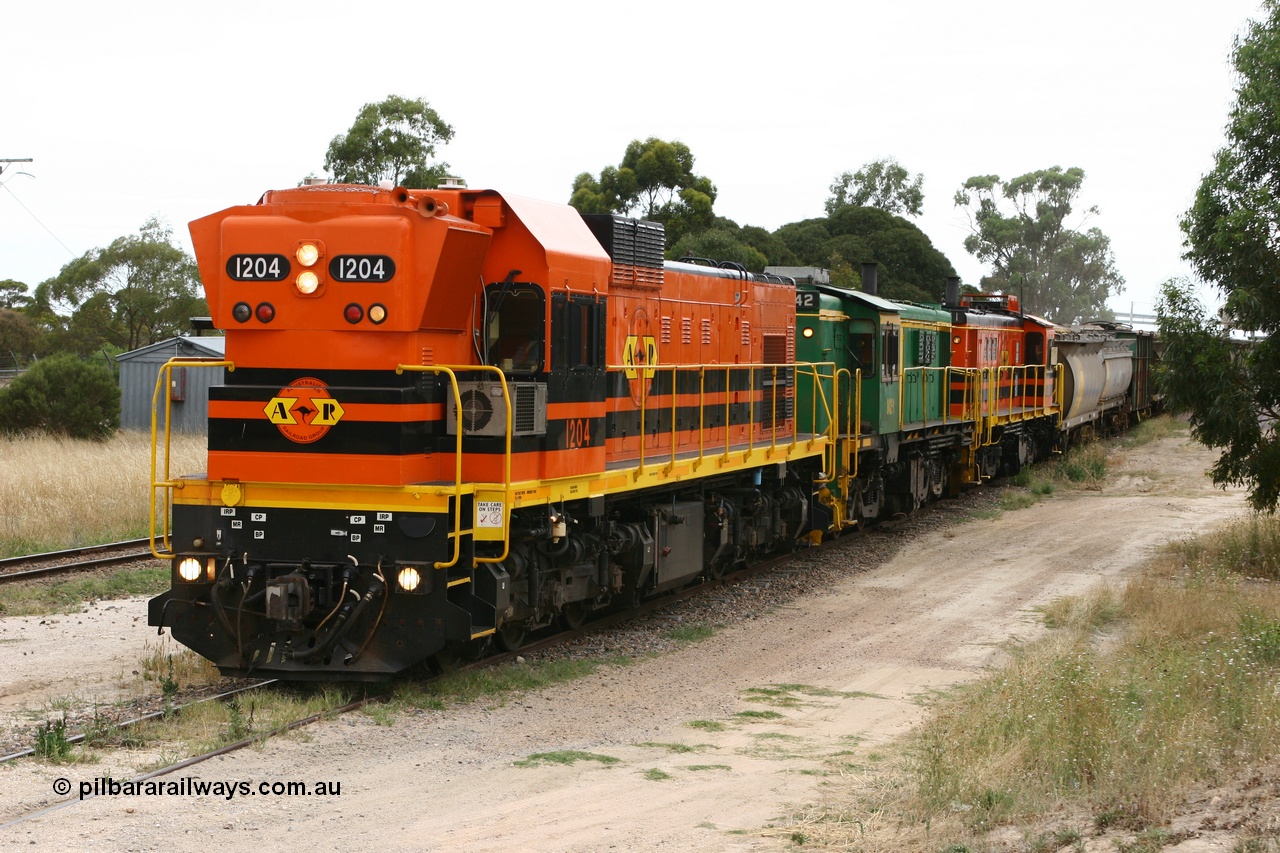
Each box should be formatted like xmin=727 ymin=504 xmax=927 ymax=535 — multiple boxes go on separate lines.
xmin=581 ymin=214 xmax=665 ymax=290
xmin=446 ymin=382 xmax=547 ymax=438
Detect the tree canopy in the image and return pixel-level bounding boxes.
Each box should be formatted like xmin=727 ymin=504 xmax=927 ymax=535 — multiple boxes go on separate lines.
xmin=569 ymin=138 xmax=716 ymax=246
xmin=773 ymin=206 xmax=956 ymax=303
xmin=0 ymin=308 xmax=39 ymax=359
xmin=953 ymin=166 xmax=1123 ymax=323
xmin=0 ymin=279 xmax=31 ymax=310
xmin=0 ymin=351 xmax=120 ymax=440
xmin=32 ymin=218 xmax=205 ymax=355
xmin=670 ymin=224 xmax=770 ymax=273
xmin=1163 ymin=0 xmax=1280 ymax=511
xmin=324 ymin=95 xmax=454 ymax=188
xmin=826 ymin=157 xmax=924 ymax=217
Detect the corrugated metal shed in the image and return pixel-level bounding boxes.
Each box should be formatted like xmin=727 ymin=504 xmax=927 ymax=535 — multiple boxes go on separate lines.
xmin=116 ymin=336 xmax=226 ymax=433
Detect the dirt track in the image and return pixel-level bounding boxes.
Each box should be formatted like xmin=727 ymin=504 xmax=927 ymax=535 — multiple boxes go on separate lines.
xmin=0 ymin=433 xmax=1251 ymax=851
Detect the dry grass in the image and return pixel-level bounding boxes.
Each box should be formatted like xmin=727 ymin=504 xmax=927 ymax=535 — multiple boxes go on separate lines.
xmin=120 ymin=683 xmax=353 ymax=763
xmin=776 ymin=514 xmax=1280 ymax=851
xmin=0 ymin=431 xmax=205 ymax=556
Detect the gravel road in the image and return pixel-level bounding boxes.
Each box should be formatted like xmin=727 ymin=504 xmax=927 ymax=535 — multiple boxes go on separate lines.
xmin=0 ymin=433 xmax=1250 ymax=851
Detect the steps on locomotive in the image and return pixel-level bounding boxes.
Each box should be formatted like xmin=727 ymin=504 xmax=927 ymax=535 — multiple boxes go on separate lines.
xmin=442 ymin=562 xmax=508 ymax=641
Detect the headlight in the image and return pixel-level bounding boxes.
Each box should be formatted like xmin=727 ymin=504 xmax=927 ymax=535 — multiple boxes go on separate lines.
xmin=177 ymin=557 xmax=203 ymax=582
xmin=296 ymin=271 xmax=320 ymax=295
xmin=398 ymin=566 xmax=422 ymax=592
xmin=295 ymin=242 xmax=320 ymax=267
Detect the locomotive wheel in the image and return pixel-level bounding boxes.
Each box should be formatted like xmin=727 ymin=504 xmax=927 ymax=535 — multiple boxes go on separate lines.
xmin=431 ymin=647 xmax=460 ymax=674
xmin=559 ymin=601 xmax=589 ymax=630
xmin=496 ymin=620 xmax=526 ymax=652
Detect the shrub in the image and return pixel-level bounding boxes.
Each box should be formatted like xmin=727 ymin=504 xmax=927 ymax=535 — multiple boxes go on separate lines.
xmin=0 ymin=353 xmax=119 ymax=440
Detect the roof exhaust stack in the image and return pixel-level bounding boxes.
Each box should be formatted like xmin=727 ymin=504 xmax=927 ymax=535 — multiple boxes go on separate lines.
xmin=945 ymin=276 xmax=961 ymax=307
xmin=861 ymin=262 xmax=878 ymax=296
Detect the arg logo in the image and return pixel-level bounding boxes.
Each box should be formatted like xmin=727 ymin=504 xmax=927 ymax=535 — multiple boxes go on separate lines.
xmin=264 ymin=377 xmax=345 ymax=444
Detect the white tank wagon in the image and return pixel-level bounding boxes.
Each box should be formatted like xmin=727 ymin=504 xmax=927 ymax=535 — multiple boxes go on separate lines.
xmin=1055 ymin=326 xmax=1138 ymax=431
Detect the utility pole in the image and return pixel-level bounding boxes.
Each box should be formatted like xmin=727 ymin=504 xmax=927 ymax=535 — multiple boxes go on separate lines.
xmin=0 ymin=158 xmax=33 ymax=178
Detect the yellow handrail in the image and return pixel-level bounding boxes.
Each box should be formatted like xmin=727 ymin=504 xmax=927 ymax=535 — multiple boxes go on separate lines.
xmin=395 ymin=364 xmax=513 ymax=569
xmin=605 ymin=361 xmax=809 ymax=477
xmin=150 ymin=358 xmax=234 ymax=560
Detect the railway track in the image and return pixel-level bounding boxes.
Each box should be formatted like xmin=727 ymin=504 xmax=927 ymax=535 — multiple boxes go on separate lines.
xmin=3 ymin=513 xmax=910 ymax=761
xmin=0 ymin=679 xmax=277 ymax=765
xmin=0 ymin=538 xmax=157 ymax=585
xmin=0 ymin=514 xmax=920 ymax=829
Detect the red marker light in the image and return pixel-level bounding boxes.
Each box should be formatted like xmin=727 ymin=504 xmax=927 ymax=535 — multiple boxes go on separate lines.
xmin=255 ymin=302 xmax=275 ymax=323
xmin=344 ymin=303 xmax=364 ymax=324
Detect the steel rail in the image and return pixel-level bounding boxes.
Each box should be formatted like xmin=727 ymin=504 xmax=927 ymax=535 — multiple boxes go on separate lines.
xmin=0 ymin=680 xmax=277 ymax=766
xmin=0 ymin=538 xmax=151 ymax=571
xmin=0 ymin=547 xmax=158 ymax=585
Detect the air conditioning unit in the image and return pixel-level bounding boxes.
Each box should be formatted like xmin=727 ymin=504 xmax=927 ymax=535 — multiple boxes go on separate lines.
xmin=445 ymin=381 xmax=547 ymax=438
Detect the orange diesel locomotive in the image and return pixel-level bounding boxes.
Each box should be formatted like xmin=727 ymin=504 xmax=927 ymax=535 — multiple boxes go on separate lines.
xmin=148 ymin=185 xmax=826 ymax=679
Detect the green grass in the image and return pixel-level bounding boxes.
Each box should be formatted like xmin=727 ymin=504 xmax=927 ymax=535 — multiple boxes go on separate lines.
xmin=638 ymin=741 xmax=713 ymax=753
xmin=994 ymin=417 xmax=1187 ymax=516
xmin=74 ymin=683 xmax=353 ymax=761
xmin=998 ymin=491 xmax=1039 ymax=511
xmin=642 ymin=768 xmax=672 ymax=781
xmin=514 ymin=750 xmax=619 ymax=768
xmin=734 ymin=710 xmax=785 ymax=721
xmin=1120 ymin=415 xmax=1186 ymax=447
xmin=742 ymin=684 xmax=881 ymax=708
xmin=1178 ymin=514 xmax=1280 ymax=581
xmin=687 ymin=720 xmax=727 ymax=732
xmin=0 ymin=566 xmax=170 ymax=617
xmin=986 ymin=418 xmax=1176 ymax=517
xmin=1052 ymin=442 xmax=1109 ymax=485
xmin=34 ymin=714 xmax=73 ymax=762
xmin=416 ymin=656 xmax=630 ymax=711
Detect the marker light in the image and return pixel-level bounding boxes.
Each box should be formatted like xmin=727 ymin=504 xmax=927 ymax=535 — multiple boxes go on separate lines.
xmin=295 ymin=242 xmax=320 ymax=267
xmin=368 ymin=304 xmax=387 ymax=324
xmin=177 ymin=557 xmax=203 ymax=582
xmin=398 ymin=566 xmax=422 ymax=592
xmin=344 ymin=303 xmax=364 ymax=324
xmin=233 ymin=302 xmax=252 ymax=323
xmin=802 ymin=327 xmax=815 ymax=338
xmin=256 ymin=302 xmax=275 ymax=323
xmin=296 ymin=271 xmax=320 ymax=295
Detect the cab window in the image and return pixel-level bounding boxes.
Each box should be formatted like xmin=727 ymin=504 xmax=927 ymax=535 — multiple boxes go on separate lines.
xmin=881 ymin=324 xmax=900 ymax=380
xmin=485 ymin=283 xmax=545 ymax=374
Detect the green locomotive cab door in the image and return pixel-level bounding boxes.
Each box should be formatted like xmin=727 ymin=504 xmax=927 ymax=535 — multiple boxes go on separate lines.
xmin=847 ymin=318 xmax=877 ymax=437
xmin=876 ymin=319 xmax=901 ymax=435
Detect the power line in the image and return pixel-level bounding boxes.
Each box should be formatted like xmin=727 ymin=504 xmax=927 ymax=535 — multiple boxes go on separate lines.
xmin=0 ymin=158 xmax=77 ymax=259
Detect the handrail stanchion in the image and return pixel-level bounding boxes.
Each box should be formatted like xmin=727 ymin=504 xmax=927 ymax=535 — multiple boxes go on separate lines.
xmin=150 ymin=358 xmax=234 ymax=560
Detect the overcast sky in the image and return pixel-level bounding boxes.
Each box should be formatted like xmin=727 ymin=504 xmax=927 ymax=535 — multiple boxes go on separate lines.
xmin=1 ymin=1 xmax=1261 ymax=319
